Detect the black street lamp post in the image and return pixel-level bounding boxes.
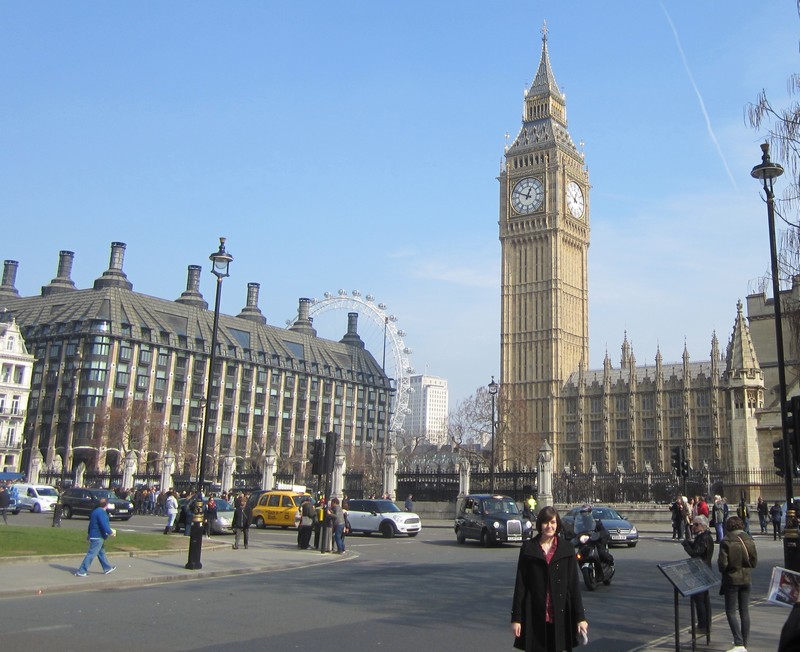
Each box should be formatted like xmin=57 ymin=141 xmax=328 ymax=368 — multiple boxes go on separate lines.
xmin=488 ymin=376 xmax=499 ymax=494
xmin=186 ymin=237 xmax=232 ymax=571
xmin=751 ymin=144 xmax=800 ymax=572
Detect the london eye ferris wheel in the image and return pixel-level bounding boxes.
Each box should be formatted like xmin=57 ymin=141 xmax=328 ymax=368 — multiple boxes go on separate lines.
xmin=287 ymin=290 xmax=413 ymax=441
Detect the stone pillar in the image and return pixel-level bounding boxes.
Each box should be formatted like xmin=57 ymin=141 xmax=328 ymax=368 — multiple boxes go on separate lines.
xmin=383 ymin=446 xmax=397 ymax=500
xmin=458 ymin=455 xmax=471 ymax=498
xmin=28 ymin=450 xmax=43 ymax=484
xmin=263 ymin=447 xmax=277 ymax=490
xmin=75 ymin=461 xmax=86 ymax=488
xmin=121 ymin=451 xmax=138 ymax=491
xmin=331 ymin=447 xmax=347 ymax=500
xmin=537 ymin=440 xmax=553 ymax=508
xmin=161 ymin=452 xmax=175 ymax=491
xmin=221 ymin=453 xmax=236 ymax=493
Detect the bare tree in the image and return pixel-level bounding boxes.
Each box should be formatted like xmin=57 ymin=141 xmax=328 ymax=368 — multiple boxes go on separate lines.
xmin=447 ymin=386 xmax=493 ymax=466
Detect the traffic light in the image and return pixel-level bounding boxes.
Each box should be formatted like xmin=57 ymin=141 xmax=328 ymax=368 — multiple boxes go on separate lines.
xmin=310 ymin=439 xmax=325 ymax=476
xmin=671 ymin=447 xmax=683 ymax=476
xmin=680 ymin=457 xmax=690 ymax=478
xmin=774 ymin=439 xmax=786 ymax=478
xmin=788 ymin=395 xmax=800 ymax=466
xmin=323 ymin=431 xmax=338 ymax=474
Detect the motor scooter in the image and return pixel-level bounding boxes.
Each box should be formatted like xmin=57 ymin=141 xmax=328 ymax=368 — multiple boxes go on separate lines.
xmin=570 ymin=509 xmax=615 ymax=591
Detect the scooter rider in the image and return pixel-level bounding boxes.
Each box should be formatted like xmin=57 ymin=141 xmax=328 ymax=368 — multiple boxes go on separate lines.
xmin=573 ymin=505 xmax=614 ymax=566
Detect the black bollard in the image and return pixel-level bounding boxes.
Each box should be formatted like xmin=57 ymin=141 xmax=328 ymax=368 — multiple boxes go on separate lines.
xmin=185 ymin=498 xmax=205 ymax=569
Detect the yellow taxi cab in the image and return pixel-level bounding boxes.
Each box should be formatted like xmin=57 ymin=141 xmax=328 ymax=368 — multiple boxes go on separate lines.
xmin=250 ymin=489 xmax=311 ymax=529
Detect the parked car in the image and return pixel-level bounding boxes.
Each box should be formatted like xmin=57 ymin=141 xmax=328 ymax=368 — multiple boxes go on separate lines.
xmin=250 ymin=490 xmax=311 ymax=529
xmin=454 ymin=494 xmax=534 ymax=547
xmin=60 ymin=488 xmax=134 ymax=521
xmin=13 ymin=483 xmax=60 ymax=513
xmin=346 ymin=499 xmax=421 ymax=538
xmin=176 ymin=496 xmax=234 ymax=534
xmin=562 ymin=505 xmax=639 ymax=547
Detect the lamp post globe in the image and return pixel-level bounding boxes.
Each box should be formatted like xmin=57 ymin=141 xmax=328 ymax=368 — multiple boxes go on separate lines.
xmin=488 ymin=376 xmax=499 ymax=494
xmin=187 ymin=237 xmax=232 ymax=571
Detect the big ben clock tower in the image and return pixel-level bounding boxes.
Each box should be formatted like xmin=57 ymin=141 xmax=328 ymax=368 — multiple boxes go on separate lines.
xmin=499 ymin=26 xmax=589 ymax=468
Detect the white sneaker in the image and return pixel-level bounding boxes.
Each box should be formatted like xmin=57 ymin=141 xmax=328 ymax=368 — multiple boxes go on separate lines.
xmin=725 ymin=646 xmax=747 ymax=652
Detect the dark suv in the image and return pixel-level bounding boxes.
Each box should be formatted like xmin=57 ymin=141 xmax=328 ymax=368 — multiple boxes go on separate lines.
xmin=454 ymin=494 xmax=533 ymax=547
xmin=60 ymin=488 xmax=134 ymax=521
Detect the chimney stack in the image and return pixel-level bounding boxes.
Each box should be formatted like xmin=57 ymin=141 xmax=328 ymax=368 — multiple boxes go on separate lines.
xmin=0 ymin=260 xmax=20 ymax=298
xmin=94 ymin=242 xmax=133 ymax=290
xmin=340 ymin=312 xmax=365 ymax=348
xmin=288 ymin=297 xmax=317 ymax=336
xmin=175 ymin=265 xmax=208 ymax=309
xmin=237 ymin=282 xmax=266 ymax=324
xmin=42 ymin=250 xmax=78 ymax=296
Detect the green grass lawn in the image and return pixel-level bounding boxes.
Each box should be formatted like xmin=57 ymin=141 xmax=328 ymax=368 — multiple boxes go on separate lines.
xmin=0 ymin=526 xmax=188 ymax=557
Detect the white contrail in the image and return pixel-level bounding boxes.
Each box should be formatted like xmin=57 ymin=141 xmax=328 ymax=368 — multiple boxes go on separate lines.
xmin=661 ymin=2 xmax=738 ymax=190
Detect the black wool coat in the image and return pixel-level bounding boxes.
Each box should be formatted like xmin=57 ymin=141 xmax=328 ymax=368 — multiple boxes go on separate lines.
xmin=511 ymin=534 xmax=586 ymax=652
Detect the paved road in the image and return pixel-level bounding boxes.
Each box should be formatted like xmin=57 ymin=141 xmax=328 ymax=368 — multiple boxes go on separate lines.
xmin=0 ymin=518 xmax=792 ymax=651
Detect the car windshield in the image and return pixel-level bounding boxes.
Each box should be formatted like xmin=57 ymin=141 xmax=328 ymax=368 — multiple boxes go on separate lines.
xmin=214 ymin=499 xmax=232 ymax=511
xmin=590 ymin=507 xmax=622 ymax=520
xmin=37 ymin=487 xmax=59 ymax=497
xmin=372 ymin=500 xmax=401 ymax=513
xmin=92 ymin=490 xmax=117 ymax=500
xmin=483 ymin=499 xmax=520 ymax=515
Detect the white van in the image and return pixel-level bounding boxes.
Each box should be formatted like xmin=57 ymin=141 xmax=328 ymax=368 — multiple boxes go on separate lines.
xmin=13 ymin=484 xmax=59 ymax=513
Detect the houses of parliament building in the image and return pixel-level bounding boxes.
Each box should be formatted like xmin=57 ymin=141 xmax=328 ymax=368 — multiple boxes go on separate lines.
xmin=499 ymin=31 xmax=796 ymax=477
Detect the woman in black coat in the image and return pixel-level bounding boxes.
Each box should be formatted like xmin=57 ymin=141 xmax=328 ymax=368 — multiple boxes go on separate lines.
xmin=511 ymin=506 xmax=588 ymax=652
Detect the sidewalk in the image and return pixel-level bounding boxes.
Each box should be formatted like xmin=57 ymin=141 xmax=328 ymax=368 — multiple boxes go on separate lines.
xmin=0 ymin=536 xmax=351 ymax=599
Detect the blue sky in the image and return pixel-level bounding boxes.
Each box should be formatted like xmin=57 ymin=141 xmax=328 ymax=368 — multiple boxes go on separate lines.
xmin=1 ymin=2 xmax=798 ymax=408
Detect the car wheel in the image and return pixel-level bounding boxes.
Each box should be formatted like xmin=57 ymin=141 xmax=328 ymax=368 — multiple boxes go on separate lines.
xmin=62 ymin=505 xmax=73 ymax=519
xmin=254 ymin=516 xmax=265 ymax=529
xmin=380 ymin=522 xmax=395 ymax=538
xmin=33 ymin=503 xmax=41 ymax=513
xmin=480 ymin=529 xmax=493 ymax=548
xmin=456 ymin=528 xmax=466 ymax=544
xmin=627 ymin=542 xmax=637 ymax=548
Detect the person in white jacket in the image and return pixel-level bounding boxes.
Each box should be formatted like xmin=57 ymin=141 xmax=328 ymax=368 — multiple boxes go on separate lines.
xmin=164 ymin=490 xmax=179 ymax=535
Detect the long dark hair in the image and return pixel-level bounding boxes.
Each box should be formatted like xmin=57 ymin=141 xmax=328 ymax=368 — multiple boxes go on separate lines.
xmin=535 ymin=505 xmax=562 ymax=535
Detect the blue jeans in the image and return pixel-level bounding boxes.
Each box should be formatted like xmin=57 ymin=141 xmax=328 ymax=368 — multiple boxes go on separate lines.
xmin=78 ymin=537 xmax=112 ymax=574
xmin=724 ymin=584 xmax=751 ymax=647
xmin=334 ymin=524 xmax=345 ymax=552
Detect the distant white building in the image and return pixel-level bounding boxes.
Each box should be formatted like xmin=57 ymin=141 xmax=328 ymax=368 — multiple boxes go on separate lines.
xmin=0 ymin=317 xmax=34 ymax=473
xmin=408 ymin=374 xmax=449 ymax=446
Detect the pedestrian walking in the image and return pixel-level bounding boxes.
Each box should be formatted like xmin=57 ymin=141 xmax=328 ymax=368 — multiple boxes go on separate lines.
xmin=232 ymin=496 xmax=249 ymax=549
xmin=770 ymin=501 xmax=783 ymax=541
xmin=511 ymin=505 xmax=588 ymax=651
xmin=756 ymin=497 xmax=768 ymax=534
xmin=404 ymin=494 xmax=414 ymax=512
xmin=737 ymin=496 xmax=751 ymax=535
xmin=204 ymin=496 xmax=218 ymax=539
xmin=75 ymin=498 xmax=116 ymax=577
xmin=712 ymin=496 xmax=727 ymax=543
xmin=718 ymin=515 xmax=757 ymax=652
xmin=163 ymin=490 xmax=178 ymax=534
xmin=297 ymin=496 xmax=315 ymax=550
xmin=0 ymin=485 xmax=11 ymax=524
xmin=682 ymin=515 xmax=714 ymax=634
xmin=329 ymin=497 xmax=346 ymax=553
xmin=670 ymin=495 xmax=684 ymax=540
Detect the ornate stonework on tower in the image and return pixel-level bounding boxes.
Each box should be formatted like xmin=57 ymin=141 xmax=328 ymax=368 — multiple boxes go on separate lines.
xmin=499 ymin=28 xmax=589 ymax=467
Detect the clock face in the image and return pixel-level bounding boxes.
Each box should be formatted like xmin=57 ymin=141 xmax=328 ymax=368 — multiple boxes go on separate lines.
xmin=511 ymin=177 xmax=544 ymax=214
xmin=566 ymin=181 xmax=585 ymax=219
